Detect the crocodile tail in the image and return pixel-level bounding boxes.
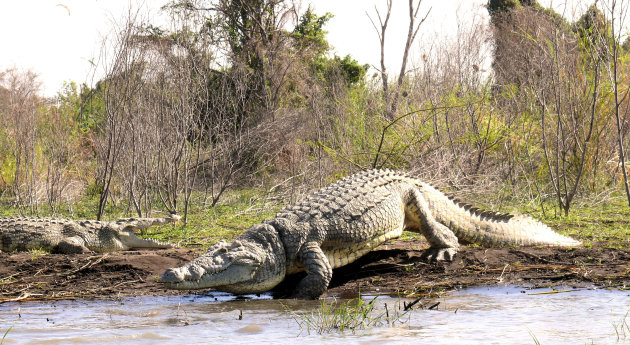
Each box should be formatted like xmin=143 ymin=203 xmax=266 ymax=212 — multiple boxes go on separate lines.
xmin=421 ymin=184 xmax=581 ymax=247
xmin=456 ymin=213 xmax=582 ymax=247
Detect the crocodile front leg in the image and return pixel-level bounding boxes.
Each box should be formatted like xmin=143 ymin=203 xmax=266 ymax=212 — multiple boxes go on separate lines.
xmin=293 ymin=242 xmax=333 ymax=299
xmin=407 ymin=188 xmax=460 ymax=261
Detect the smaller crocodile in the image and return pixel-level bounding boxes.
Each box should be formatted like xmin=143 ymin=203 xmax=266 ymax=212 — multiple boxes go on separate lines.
xmin=0 ymin=215 xmax=179 ymax=253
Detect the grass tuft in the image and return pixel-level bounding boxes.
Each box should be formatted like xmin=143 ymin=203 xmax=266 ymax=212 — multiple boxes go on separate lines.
xmin=528 ymin=329 xmax=541 ymax=345
xmin=28 ymin=249 xmax=47 ymax=260
xmin=283 ymin=296 xmax=410 ymax=335
xmin=613 ymin=310 xmax=630 ymax=341
xmin=1 ymin=326 xmax=12 ymax=345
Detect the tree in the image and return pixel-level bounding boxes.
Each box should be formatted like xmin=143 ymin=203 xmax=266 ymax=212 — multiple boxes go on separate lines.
xmin=0 ymin=69 xmax=42 ymax=214
xmin=369 ymin=0 xmax=430 ymax=121
xmin=599 ymin=0 xmax=630 ymax=206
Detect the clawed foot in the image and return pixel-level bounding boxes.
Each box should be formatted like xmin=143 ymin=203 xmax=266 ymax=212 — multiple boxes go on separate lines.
xmin=421 ymin=247 xmax=458 ymax=262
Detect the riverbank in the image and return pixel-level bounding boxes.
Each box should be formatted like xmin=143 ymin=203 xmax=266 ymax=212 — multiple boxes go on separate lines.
xmin=1 ymin=238 xmax=628 ymax=303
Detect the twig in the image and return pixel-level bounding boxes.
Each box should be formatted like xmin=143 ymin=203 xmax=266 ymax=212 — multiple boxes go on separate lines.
xmin=0 ymin=284 xmax=31 ymax=297
xmin=512 ymin=250 xmax=552 ymax=264
xmin=527 ymin=289 xmax=585 ymax=295
xmin=0 ymin=272 xmax=22 ymax=282
xmin=87 ymin=279 xmax=140 ymax=292
xmin=65 ymin=254 xmax=109 ymax=276
xmin=403 ymin=297 xmax=422 ymax=311
xmin=0 ymin=291 xmax=43 ymax=304
xmin=497 ymin=263 xmax=510 ymax=283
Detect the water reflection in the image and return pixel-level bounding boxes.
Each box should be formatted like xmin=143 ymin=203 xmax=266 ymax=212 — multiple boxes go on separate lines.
xmin=0 ymin=287 xmax=628 ymax=344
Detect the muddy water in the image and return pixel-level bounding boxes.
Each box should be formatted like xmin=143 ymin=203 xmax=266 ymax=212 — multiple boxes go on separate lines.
xmin=1 ymin=287 xmax=629 ymax=344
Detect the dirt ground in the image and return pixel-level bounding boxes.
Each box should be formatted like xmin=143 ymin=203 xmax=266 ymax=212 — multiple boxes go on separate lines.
xmin=1 ymin=239 xmax=628 ymax=303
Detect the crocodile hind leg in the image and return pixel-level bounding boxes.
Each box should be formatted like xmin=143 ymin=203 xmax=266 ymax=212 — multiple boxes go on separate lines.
xmin=293 ymin=242 xmax=333 ymax=299
xmin=54 ymin=236 xmax=90 ymax=254
xmin=405 ymin=188 xmax=460 ymax=261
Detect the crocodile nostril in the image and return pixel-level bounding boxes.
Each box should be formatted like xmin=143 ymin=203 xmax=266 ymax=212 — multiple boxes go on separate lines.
xmin=160 ymin=268 xmax=184 ymax=282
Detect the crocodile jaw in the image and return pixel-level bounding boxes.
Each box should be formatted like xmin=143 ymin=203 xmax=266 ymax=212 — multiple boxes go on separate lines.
xmin=160 ymin=239 xmax=277 ymax=294
xmin=161 ymin=224 xmax=287 ymax=294
xmin=118 ymin=231 xmax=174 ymax=249
xmin=161 ymin=260 xmax=261 ymax=293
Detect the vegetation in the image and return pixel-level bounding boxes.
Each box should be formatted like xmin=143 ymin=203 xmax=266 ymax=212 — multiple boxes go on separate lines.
xmin=0 ymin=326 xmax=11 ymax=345
xmin=531 ymin=198 xmax=630 ymax=248
xmin=0 ymin=0 xmax=629 ymax=248
xmin=283 ymin=296 xmax=410 ymax=334
xmin=613 ymin=310 xmax=630 ymax=341
xmin=28 ymin=249 xmax=47 ymax=261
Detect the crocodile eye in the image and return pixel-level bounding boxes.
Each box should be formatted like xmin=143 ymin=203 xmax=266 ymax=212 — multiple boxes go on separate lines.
xmin=219 ymin=247 xmax=228 ymax=254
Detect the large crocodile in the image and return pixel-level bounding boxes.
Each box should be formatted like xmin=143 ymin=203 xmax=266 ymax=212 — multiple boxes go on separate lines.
xmin=0 ymin=215 xmax=179 ymax=253
xmin=161 ymin=169 xmax=580 ymax=299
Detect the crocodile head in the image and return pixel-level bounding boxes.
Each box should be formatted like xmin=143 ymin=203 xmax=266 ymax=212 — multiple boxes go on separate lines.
xmin=90 ymin=216 xmax=178 ymax=252
xmin=110 ymin=226 xmax=174 ymax=250
xmin=160 ymin=224 xmax=286 ymax=294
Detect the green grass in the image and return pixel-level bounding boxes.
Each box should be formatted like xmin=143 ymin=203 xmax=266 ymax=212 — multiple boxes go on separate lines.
xmin=0 ymin=275 xmax=16 ymax=286
xmin=613 ymin=310 xmax=630 ymax=342
xmin=1 ymin=187 xmax=628 ymax=251
xmin=1 ymin=326 xmax=12 ymax=345
xmin=0 ymin=193 xmax=113 ymax=218
xmin=141 ymin=189 xmax=283 ymax=249
xmin=283 ymin=296 xmax=410 ymax=335
xmin=528 ymin=329 xmax=542 ymax=345
xmin=0 ymin=188 xmax=284 ymax=250
xmin=28 ymin=249 xmax=47 ymax=261
xmin=525 ymin=197 xmax=630 ymax=248
xmin=377 ymin=195 xmax=630 ymax=247
xmin=457 ymin=192 xmax=630 ymax=249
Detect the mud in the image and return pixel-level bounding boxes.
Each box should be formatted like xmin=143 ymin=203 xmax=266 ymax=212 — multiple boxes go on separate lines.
xmin=1 ymin=239 xmax=628 ymax=303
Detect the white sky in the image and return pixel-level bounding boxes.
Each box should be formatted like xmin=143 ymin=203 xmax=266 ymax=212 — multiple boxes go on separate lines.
xmin=0 ymin=0 xmax=594 ymax=97
xmin=0 ymin=0 xmax=134 ymax=96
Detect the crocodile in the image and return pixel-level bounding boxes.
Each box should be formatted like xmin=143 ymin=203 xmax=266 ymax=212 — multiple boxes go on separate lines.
xmin=0 ymin=215 xmax=179 ymax=253
xmin=161 ymin=169 xmax=580 ymax=299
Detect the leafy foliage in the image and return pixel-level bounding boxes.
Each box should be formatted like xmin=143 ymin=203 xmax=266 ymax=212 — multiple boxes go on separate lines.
xmin=1 ymin=0 xmax=630 ymax=223
xmin=487 ymin=0 xmax=522 ymax=14
xmin=292 ymin=7 xmax=333 ymax=54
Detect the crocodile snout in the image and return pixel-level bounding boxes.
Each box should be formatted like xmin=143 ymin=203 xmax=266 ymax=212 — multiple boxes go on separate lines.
xmin=160 ymin=268 xmax=185 ymax=283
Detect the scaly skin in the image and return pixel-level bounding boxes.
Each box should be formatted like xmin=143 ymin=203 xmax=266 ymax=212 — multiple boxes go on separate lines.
xmin=0 ymin=215 xmax=180 ymax=253
xmin=161 ymin=170 xmax=580 ymax=299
